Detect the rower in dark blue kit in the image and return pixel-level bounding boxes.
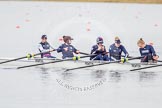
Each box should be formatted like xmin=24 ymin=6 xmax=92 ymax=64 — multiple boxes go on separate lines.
xmin=137 ymin=38 xmax=159 ymax=62
xmin=38 ymin=35 xmax=55 ymax=58
xmin=90 ymin=37 xmax=109 ymax=61
xmin=57 ymin=36 xmax=80 ymax=59
xmin=109 ymin=37 xmax=129 ymax=61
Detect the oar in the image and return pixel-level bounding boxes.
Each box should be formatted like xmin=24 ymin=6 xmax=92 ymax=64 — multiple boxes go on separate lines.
xmin=130 ymin=64 xmax=162 ymax=71
xmin=126 ymin=56 xmax=162 ymax=63
xmin=0 ymin=50 xmax=55 ymax=65
xmin=79 ymin=52 xmax=90 ymax=55
xmin=17 ymin=54 xmax=97 ymax=69
xmin=157 ymin=60 xmax=162 ymax=62
xmin=80 ymin=52 xmax=109 ymax=56
xmin=65 ymin=56 xmax=143 ymax=72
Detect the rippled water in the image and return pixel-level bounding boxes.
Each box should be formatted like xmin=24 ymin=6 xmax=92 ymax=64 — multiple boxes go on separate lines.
xmin=0 ymin=1 xmax=162 ymax=108
xmin=1 ymin=68 xmax=162 ymax=108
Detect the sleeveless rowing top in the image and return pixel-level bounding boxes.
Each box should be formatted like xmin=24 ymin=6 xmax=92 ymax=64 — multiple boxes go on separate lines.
xmin=39 ymin=42 xmax=51 ymax=58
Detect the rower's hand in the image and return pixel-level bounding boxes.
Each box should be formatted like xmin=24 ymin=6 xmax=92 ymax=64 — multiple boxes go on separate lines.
xmin=50 ymin=49 xmax=55 ymax=52
xmin=120 ymin=58 xmax=128 ymax=63
xmin=97 ymin=46 xmax=102 ymax=50
xmin=76 ymin=50 xmax=80 ymax=54
xmin=125 ymin=53 xmax=129 ymax=58
xmin=64 ymin=47 xmax=68 ymax=51
xmin=98 ymin=45 xmax=104 ymax=51
xmin=153 ymin=56 xmax=159 ymax=60
xmin=101 ymin=46 xmax=105 ymax=51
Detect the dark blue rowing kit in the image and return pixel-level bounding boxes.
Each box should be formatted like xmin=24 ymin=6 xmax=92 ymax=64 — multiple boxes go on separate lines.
xmin=57 ymin=43 xmax=78 ymax=59
xmin=90 ymin=45 xmax=109 ymax=61
xmin=38 ymin=42 xmax=55 ymax=58
xmin=139 ymin=44 xmax=157 ymax=62
xmin=109 ymin=43 xmax=128 ymax=60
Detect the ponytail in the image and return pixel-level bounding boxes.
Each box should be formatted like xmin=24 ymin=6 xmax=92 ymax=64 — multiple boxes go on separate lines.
xmin=137 ymin=38 xmax=145 ymax=45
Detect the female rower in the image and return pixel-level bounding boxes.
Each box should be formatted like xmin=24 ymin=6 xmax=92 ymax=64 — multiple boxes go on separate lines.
xmin=90 ymin=37 xmax=109 ymax=61
xmin=137 ymin=38 xmax=159 ymax=62
xmin=57 ymin=36 xmax=80 ymax=59
xmin=109 ymin=37 xmax=129 ymax=61
xmin=38 ymin=35 xmax=55 ymax=58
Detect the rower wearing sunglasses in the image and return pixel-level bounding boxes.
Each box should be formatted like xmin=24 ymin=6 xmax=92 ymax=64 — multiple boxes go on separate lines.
xmin=109 ymin=37 xmax=129 ymax=62
xmin=90 ymin=37 xmax=109 ymax=61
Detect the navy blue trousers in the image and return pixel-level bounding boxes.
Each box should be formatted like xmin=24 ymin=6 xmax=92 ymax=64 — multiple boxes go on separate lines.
xmin=93 ymin=54 xmax=109 ymax=61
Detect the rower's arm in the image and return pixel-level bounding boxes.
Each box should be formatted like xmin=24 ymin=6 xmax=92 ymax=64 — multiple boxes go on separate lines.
xmin=150 ymin=46 xmax=157 ymax=56
xmin=90 ymin=46 xmax=97 ymax=60
xmin=139 ymin=48 xmax=142 ymax=56
xmin=38 ymin=44 xmax=50 ymax=53
xmin=121 ymin=45 xmax=129 ymax=57
xmin=109 ymin=47 xmax=116 ymax=61
xmin=73 ymin=46 xmax=79 ymax=54
xmin=91 ymin=47 xmax=95 ymax=54
xmin=91 ymin=46 xmax=98 ymax=54
xmin=103 ymin=46 xmax=107 ymax=53
xmin=49 ymin=44 xmax=55 ymax=50
xmin=109 ymin=46 xmax=113 ymax=57
xmin=57 ymin=45 xmax=63 ymax=53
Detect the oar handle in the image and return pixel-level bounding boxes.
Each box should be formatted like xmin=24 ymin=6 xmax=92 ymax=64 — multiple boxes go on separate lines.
xmin=157 ymin=60 xmax=162 ymax=62
xmin=79 ymin=52 xmax=90 ymax=55
xmin=80 ymin=52 xmax=109 ymax=56
xmin=35 ymin=49 xmax=56 ymax=56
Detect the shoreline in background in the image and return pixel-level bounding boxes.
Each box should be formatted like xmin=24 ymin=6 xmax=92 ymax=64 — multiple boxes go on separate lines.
xmin=5 ymin=0 xmax=162 ymax=4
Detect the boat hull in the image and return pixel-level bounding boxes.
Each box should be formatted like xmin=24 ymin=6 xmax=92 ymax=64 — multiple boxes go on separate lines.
xmin=0 ymin=58 xmax=161 ymax=72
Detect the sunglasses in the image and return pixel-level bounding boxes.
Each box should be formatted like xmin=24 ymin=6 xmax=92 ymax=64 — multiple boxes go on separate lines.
xmin=115 ymin=42 xmax=120 ymax=44
xmin=42 ymin=38 xmax=47 ymax=40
